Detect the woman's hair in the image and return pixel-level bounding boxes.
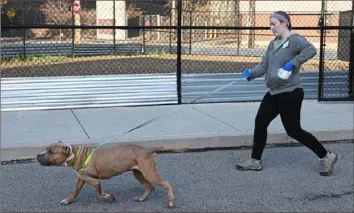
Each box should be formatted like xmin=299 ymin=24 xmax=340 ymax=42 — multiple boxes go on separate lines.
xmin=273 ymin=11 xmax=292 ymax=30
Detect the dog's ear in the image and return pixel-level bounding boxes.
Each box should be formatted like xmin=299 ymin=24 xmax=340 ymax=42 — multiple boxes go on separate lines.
xmin=62 ymin=146 xmax=71 ymax=155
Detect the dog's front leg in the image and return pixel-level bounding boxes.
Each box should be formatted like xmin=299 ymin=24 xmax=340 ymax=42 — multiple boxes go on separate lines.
xmin=61 ymin=177 xmax=85 ymax=205
xmin=79 ymin=174 xmax=116 ymax=201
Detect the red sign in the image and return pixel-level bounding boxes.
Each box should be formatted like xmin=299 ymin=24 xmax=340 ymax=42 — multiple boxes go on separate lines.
xmin=73 ymin=2 xmax=80 ymax=14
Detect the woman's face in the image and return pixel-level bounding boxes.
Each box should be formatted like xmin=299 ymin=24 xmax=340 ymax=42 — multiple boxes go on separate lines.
xmin=270 ymin=17 xmax=288 ymax=37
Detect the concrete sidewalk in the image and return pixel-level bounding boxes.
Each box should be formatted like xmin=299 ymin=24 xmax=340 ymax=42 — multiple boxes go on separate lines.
xmin=1 ymin=100 xmax=353 ymax=161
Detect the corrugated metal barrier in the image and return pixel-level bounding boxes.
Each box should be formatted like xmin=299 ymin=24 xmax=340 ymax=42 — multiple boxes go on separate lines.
xmin=1 ymin=71 xmax=350 ymax=111
xmin=182 ymin=71 xmax=350 ymax=103
xmin=1 ymin=73 xmax=178 ymax=111
xmin=182 ymin=72 xmax=317 ymax=103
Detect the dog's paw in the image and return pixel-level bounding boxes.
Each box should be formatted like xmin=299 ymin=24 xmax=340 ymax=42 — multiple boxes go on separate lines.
xmin=168 ymin=199 xmax=175 ymax=208
xmin=60 ymin=198 xmax=71 ymax=205
xmin=105 ymin=193 xmax=116 ymax=201
xmin=134 ymin=196 xmax=146 ymax=202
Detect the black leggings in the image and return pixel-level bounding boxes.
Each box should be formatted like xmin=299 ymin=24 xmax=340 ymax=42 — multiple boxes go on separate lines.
xmin=251 ymin=88 xmax=328 ymax=160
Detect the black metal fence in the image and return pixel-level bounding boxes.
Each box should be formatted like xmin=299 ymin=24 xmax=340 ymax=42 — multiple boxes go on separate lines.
xmin=1 ymin=0 xmax=353 ymax=103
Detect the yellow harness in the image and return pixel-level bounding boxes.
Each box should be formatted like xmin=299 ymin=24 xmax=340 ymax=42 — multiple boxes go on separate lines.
xmin=73 ymin=146 xmax=98 ymax=179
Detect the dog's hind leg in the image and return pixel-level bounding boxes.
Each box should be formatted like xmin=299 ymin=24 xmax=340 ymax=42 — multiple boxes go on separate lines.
xmin=150 ymin=178 xmax=175 ymax=208
xmin=138 ymin=158 xmax=175 ymax=208
xmin=132 ymin=169 xmax=154 ymax=202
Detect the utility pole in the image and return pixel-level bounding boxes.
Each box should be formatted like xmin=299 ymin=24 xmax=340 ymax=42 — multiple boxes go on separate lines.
xmin=73 ymin=0 xmax=81 ymax=44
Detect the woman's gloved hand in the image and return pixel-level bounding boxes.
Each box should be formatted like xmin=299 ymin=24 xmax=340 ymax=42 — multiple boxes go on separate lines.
xmin=242 ymin=69 xmax=253 ymax=81
xmin=278 ymin=61 xmax=295 ymax=80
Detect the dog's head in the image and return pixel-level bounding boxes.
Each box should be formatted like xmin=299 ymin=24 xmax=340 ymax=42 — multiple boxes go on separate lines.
xmin=37 ymin=141 xmax=74 ymax=166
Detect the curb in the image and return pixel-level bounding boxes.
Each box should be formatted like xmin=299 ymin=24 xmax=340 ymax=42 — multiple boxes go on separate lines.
xmin=1 ymin=129 xmax=353 ymax=165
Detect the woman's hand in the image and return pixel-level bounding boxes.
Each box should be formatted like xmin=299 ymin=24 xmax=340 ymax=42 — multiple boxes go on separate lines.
xmin=242 ymin=69 xmax=254 ymax=81
xmin=277 ymin=61 xmax=295 ymax=80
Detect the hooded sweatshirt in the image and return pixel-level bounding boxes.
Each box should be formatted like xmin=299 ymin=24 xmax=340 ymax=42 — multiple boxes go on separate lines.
xmin=248 ymin=31 xmax=317 ymax=95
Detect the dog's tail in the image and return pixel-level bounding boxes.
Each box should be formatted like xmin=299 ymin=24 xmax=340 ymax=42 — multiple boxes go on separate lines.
xmin=148 ymin=146 xmax=165 ymax=154
xmin=148 ymin=146 xmax=189 ymax=154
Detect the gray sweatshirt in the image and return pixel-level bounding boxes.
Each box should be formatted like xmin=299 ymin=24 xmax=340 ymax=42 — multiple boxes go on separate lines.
xmin=249 ymin=31 xmax=317 ymax=95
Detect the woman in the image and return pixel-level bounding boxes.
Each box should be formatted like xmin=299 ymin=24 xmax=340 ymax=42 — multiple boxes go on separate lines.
xmin=236 ymin=11 xmax=337 ymax=176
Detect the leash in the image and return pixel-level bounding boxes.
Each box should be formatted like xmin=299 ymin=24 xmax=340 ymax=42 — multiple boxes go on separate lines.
xmin=93 ymin=76 xmax=245 ymax=149
xmin=73 ymin=76 xmax=245 ymax=179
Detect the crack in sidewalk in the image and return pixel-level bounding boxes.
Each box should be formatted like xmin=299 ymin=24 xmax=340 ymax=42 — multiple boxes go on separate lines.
xmin=70 ymin=109 xmax=91 ymax=139
xmin=185 ymin=104 xmax=242 ymax=131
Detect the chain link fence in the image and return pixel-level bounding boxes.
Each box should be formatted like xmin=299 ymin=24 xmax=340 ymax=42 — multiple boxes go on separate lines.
xmin=319 ymin=0 xmax=353 ymax=101
xmin=1 ymin=0 xmax=353 ymax=102
xmin=1 ymin=0 xmax=178 ymax=77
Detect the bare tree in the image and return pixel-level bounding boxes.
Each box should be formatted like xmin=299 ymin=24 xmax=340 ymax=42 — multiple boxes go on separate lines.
xmin=40 ymin=0 xmax=72 ymax=38
xmin=126 ymin=3 xmax=143 ymax=18
xmin=40 ymin=0 xmax=72 ymax=25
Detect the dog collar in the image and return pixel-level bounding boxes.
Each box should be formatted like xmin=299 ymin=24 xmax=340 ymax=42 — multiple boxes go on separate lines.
xmin=63 ymin=154 xmax=74 ymax=167
xmin=62 ymin=144 xmax=75 ymax=167
xmin=66 ymin=153 xmax=75 ymax=162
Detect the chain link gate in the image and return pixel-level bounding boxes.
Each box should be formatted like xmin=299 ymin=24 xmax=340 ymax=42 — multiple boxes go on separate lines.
xmin=318 ymin=0 xmax=354 ymax=101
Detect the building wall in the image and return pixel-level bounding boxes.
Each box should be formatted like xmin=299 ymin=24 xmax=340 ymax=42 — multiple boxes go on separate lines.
xmin=236 ymin=0 xmax=352 ymax=48
xmin=96 ymin=0 xmax=126 ymax=40
xmin=239 ymin=0 xmax=351 ymax=12
xmin=241 ymin=13 xmax=340 ymax=47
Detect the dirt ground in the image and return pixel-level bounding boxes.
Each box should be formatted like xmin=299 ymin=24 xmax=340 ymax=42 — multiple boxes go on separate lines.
xmin=1 ymin=54 xmax=349 ymax=78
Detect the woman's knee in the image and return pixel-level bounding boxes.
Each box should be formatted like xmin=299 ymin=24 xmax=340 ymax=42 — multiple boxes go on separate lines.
xmin=254 ymin=115 xmax=269 ymax=131
xmin=285 ymin=126 xmax=303 ymax=139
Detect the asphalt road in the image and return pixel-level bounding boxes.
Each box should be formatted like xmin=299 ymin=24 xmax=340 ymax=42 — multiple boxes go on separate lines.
xmin=1 ymin=143 xmax=353 ymax=212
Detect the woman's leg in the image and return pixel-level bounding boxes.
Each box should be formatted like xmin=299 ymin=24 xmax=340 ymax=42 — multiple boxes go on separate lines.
xmin=277 ymin=88 xmax=338 ymax=176
xmin=236 ymin=91 xmax=278 ymax=171
xmin=251 ymin=91 xmax=279 ymax=160
xmin=277 ymin=88 xmax=327 ymax=157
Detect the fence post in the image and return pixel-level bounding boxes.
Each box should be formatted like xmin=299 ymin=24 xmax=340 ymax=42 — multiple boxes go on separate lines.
xmin=22 ymin=28 xmax=26 ymax=59
xmin=71 ymin=0 xmax=75 ymax=57
xmin=22 ymin=0 xmax=26 ymax=59
xmin=142 ymin=10 xmax=146 ymax=54
xmin=348 ymin=5 xmax=354 ymax=99
xmin=189 ymin=10 xmax=192 ymax=54
xmin=113 ymin=0 xmax=116 ymax=55
xmin=169 ymin=10 xmax=172 ymax=54
xmin=176 ymin=0 xmax=182 ymax=104
xmin=317 ymin=0 xmax=326 ymax=101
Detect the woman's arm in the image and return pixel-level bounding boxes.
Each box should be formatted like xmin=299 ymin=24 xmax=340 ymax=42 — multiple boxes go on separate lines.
xmin=248 ymin=41 xmax=273 ymax=80
xmin=290 ymin=35 xmax=317 ymax=69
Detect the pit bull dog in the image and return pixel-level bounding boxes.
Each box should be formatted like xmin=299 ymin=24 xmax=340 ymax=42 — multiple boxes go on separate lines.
xmin=36 ymin=141 xmax=175 ymax=208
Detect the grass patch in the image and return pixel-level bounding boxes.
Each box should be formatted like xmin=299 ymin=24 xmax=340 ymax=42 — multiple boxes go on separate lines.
xmin=1 ymin=51 xmax=174 ymax=67
xmin=1 ymin=53 xmax=349 ymax=78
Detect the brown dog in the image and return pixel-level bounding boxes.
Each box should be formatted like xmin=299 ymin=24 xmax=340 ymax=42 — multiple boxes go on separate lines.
xmin=36 ymin=141 xmax=175 ymax=208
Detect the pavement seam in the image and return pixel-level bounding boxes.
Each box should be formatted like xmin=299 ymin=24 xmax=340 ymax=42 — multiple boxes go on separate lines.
xmin=70 ymin=109 xmax=91 ymax=139
xmin=186 ymin=104 xmax=242 ymax=131
xmin=327 ymin=109 xmax=354 ymax=122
